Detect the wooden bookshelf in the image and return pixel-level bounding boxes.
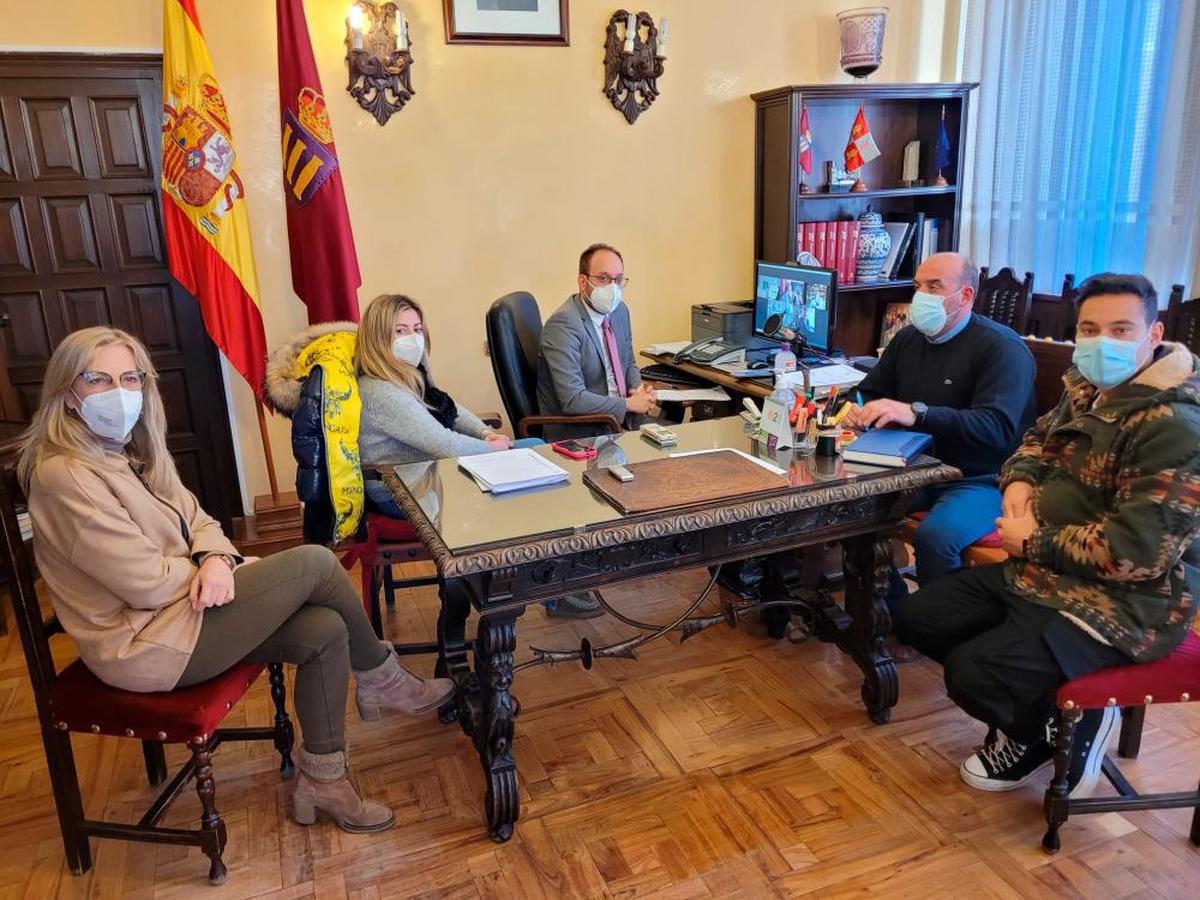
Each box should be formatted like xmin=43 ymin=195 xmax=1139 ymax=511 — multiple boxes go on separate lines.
xmin=752 ymin=82 xmax=978 ymax=355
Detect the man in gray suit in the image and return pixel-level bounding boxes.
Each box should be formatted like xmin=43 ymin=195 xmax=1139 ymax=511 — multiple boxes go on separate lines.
xmin=537 ymin=243 xmax=656 ymax=443
xmin=536 ymin=243 xmax=656 ymax=618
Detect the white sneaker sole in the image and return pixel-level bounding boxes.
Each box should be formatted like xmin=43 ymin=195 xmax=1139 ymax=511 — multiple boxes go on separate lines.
xmin=959 ymin=757 xmax=1052 ymax=792
xmin=1068 ymin=707 xmax=1121 ymax=799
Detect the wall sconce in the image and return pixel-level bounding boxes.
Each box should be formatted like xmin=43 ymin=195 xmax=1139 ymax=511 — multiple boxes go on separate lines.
xmin=603 ymin=10 xmax=668 ymax=125
xmin=345 ymin=1 xmax=414 ymax=125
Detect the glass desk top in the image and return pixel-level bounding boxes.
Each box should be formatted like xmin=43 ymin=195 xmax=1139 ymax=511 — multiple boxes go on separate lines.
xmin=385 ymin=417 xmax=952 ymax=558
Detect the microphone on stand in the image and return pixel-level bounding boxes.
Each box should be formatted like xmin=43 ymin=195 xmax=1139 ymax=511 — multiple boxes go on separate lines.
xmin=762 ymin=314 xmax=812 ymax=395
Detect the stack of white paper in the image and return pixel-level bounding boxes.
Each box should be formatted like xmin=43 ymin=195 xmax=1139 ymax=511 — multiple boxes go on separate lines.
xmin=654 ymin=386 xmax=732 ymax=403
xmin=777 ymin=363 xmax=866 ymax=391
xmin=643 ymin=340 xmax=692 ymax=356
xmin=457 ymin=448 xmax=569 ymax=494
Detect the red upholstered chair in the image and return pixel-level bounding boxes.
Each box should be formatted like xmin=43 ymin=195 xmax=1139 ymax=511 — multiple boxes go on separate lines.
xmin=1042 ymin=630 xmax=1200 ymax=853
xmin=0 ymin=468 xmax=295 ymax=886
xmin=339 ymin=505 xmax=437 ymax=651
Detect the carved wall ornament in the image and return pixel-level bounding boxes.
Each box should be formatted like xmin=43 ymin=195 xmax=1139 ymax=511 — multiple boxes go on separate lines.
xmin=345 ymin=1 xmax=414 ymax=125
xmin=603 ymin=10 xmax=668 ymax=124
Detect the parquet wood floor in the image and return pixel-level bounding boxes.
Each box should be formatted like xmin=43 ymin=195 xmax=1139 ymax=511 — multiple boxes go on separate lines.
xmin=0 ymin=564 xmax=1198 ymax=898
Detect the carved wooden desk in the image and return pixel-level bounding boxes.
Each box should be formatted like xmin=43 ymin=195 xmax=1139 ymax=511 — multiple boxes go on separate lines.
xmin=382 ymin=418 xmax=957 ymax=842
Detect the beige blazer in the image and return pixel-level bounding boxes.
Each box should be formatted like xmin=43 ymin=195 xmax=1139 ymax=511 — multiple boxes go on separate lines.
xmin=28 ymin=450 xmax=240 ymax=692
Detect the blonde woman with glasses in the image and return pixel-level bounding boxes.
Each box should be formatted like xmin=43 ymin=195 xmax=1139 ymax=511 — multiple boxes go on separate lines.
xmin=18 ymin=327 xmax=454 ymax=833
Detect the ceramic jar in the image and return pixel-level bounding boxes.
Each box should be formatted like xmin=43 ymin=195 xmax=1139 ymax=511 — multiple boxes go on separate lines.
xmin=855 ymin=207 xmax=891 ymax=281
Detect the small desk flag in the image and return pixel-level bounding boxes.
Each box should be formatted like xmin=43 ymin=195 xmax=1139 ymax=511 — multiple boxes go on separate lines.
xmin=798 ymin=104 xmax=813 ymax=175
xmin=844 ymin=104 xmax=881 ymax=173
xmin=934 ymin=118 xmax=953 ymax=172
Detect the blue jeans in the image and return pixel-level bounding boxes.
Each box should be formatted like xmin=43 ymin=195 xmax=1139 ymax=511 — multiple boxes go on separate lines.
xmin=908 ymin=475 xmax=1002 ymax=586
xmin=366 ymin=438 xmax=544 ymax=519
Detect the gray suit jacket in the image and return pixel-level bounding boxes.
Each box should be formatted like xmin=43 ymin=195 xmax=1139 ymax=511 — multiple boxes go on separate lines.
xmin=536 ymin=294 xmax=642 ymax=442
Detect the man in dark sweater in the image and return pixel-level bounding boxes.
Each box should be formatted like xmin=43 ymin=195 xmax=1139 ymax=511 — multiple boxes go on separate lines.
xmin=846 ymin=253 xmax=1036 ymax=600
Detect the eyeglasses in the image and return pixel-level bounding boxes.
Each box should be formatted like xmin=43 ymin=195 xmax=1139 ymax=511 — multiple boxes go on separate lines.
xmin=587 ymin=274 xmax=630 ymax=288
xmin=80 ymin=369 xmax=147 ymax=390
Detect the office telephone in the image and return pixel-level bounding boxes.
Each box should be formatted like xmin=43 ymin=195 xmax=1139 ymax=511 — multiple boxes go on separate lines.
xmin=672 ymin=338 xmax=745 ymax=366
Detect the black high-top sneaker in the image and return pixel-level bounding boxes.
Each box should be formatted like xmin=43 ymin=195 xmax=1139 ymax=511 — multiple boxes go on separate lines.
xmin=960 ymin=729 xmax=1053 ymax=791
xmin=1062 ymin=707 xmax=1121 ymax=798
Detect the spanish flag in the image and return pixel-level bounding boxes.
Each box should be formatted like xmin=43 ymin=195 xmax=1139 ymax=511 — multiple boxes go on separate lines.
xmin=161 ymin=0 xmax=267 ymax=399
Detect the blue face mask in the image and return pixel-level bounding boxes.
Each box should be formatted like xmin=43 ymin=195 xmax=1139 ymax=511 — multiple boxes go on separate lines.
xmin=1072 ymin=335 xmax=1147 ymax=389
xmin=910 ymin=289 xmax=962 ymax=337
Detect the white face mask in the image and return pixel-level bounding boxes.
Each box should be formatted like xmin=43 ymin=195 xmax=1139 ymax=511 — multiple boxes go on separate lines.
xmin=73 ymin=387 xmax=143 ymax=443
xmin=392 ymin=333 xmax=425 ymax=367
xmin=586 ymin=280 xmax=623 ymax=315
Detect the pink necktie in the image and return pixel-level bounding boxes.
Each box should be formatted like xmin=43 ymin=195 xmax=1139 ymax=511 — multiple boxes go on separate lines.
xmin=601 ymin=317 xmax=627 ymax=397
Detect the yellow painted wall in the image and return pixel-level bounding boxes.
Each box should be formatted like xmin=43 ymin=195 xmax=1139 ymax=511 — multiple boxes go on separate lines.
xmin=0 ymin=0 xmax=955 ymax=506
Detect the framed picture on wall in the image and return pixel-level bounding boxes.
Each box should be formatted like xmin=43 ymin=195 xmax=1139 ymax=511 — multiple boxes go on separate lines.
xmin=879 ymin=302 xmax=911 ymax=351
xmin=443 ymin=0 xmax=570 ymax=46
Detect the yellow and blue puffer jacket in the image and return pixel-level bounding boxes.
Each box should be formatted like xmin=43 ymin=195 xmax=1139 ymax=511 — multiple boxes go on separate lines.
xmin=265 ymin=323 xmax=363 ymax=543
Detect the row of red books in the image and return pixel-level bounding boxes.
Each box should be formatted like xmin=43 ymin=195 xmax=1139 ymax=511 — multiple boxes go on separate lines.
xmin=797 ymin=220 xmax=861 ymax=286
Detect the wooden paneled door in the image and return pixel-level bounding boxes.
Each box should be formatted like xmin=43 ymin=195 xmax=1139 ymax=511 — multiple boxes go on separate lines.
xmin=0 ymin=54 xmax=242 ymax=526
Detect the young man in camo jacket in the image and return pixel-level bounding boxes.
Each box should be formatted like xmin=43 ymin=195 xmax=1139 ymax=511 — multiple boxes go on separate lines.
xmin=897 ymin=273 xmax=1200 ymax=797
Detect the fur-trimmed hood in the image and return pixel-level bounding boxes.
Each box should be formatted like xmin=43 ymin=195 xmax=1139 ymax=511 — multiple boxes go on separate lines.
xmin=265 ymin=321 xmax=357 ymax=415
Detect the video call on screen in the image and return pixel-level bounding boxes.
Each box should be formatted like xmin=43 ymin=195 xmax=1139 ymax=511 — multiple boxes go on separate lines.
xmin=755 ymin=264 xmax=832 ymax=349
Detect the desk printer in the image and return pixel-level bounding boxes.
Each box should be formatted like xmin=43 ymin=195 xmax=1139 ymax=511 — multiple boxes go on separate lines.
xmin=691 ymin=300 xmax=753 ymax=343
xmin=691 ymin=300 xmax=774 ymax=352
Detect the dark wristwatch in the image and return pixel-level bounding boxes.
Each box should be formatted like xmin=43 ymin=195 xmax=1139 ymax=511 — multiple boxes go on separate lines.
xmin=911 ymin=401 xmax=929 ymax=425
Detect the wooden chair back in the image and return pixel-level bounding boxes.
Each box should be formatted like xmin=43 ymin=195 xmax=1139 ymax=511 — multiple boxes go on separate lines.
xmin=976 ymin=266 xmax=1034 ymax=333
xmin=1165 ymin=285 xmax=1199 ymax=353
xmin=0 ymin=466 xmax=59 ymax=713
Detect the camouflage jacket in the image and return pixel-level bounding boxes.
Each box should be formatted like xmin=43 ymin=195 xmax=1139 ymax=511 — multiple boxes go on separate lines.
xmin=1000 ymin=342 xmax=1200 ymax=662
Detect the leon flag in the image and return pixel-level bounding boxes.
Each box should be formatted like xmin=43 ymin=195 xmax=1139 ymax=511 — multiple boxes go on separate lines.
xmin=278 ymin=0 xmax=361 ymax=324
xmin=161 ymin=0 xmax=267 ymax=399
xmin=798 ymin=104 xmax=813 ymax=175
xmin=843 ymin=104 xmax=881 ymax=173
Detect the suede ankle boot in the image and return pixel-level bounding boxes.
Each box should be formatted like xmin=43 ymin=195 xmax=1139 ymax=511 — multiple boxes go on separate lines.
xmin=292 ymin=747 xmax=395 ymax=833
xmin=354 ymin=643 xmax=456 ymax=720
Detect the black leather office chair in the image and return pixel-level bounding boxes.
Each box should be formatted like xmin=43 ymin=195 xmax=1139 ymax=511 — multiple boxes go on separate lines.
xmin=485 ymin=291 xmax=621 ymax=439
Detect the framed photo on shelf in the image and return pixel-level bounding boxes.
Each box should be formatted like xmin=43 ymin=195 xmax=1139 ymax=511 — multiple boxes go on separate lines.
xmin=879 ymin=302 xmax=911 ymax=351
xmin=443 ymin=0 xmax=569 ymax=46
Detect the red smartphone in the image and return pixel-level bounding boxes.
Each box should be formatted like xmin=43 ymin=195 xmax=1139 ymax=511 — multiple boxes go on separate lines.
xmin=551 ymin=439 xmax=598 ymax=460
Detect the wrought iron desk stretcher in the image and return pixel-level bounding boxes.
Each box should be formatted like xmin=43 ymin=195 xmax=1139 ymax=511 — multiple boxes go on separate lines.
xmin=382 ymin=417 xmax=957 ymax=842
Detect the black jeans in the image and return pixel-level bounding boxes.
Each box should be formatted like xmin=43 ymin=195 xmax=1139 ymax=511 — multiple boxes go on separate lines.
xmin=896 ymin=564 xmax=1128 ymax=743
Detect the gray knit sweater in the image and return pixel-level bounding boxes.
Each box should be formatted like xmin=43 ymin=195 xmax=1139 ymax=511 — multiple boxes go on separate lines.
xmin=358 ymin=376 xmax=492 ymax=504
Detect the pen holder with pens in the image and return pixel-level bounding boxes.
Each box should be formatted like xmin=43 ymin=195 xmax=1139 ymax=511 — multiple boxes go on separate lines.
xmin=794 ymin=418 xmax=819 ymax=453
xmin=815 ymin=429 xmax=840 ymax=457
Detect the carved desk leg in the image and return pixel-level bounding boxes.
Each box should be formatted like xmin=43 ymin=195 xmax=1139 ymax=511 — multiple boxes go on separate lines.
xmin=762 ymin=550 xmax=805 ymax=638
xmin=475 ymin=612 xmax=520 ymax=842
xmin=840 ymin=532 xmax=898 ymax=724
xmin=437 ymin=578 xmax=474 ymax=727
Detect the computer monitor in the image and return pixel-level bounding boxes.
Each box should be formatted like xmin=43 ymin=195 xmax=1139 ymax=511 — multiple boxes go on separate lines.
xmin=753 ymin=260 xmax=837 ymax=351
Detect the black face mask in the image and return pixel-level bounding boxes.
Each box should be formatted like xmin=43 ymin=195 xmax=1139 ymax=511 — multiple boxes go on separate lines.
xmin=418 ymin=365 xmax=458 ymax=428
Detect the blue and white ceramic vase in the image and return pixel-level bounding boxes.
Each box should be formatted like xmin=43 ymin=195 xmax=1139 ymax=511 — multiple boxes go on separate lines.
xmin=855 ymin=207 xmax=890 ymax=281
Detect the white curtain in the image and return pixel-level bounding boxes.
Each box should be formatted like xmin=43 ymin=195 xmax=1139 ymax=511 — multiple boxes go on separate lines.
xmin=960 ymin=0 xmax=1200 ymax=301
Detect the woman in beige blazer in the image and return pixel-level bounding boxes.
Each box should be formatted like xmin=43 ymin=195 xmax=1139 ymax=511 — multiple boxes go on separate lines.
xmin=19 ymin=326 xmax=453 ymax=834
